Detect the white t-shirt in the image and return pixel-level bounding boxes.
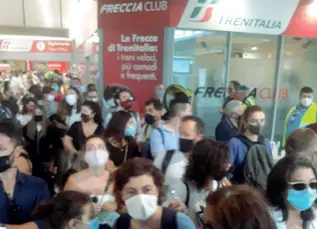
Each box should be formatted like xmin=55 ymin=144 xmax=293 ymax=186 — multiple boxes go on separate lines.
xmin=166 ymin=179 xmax=224 ymax=228
xmin=154 ymin=150 xmax=187 ymax=182
xmin=270 ymin=208 xmax=317 ymax=229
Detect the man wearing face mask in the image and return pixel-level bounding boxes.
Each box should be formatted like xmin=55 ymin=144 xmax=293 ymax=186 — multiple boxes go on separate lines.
xmin=283 ymin=87 xmax=317 ymax=147
xmin=105 ymin=88 xmax=141 ymax=141
xmin=150 ymin=96 xmax=192 ymax=159
xmin=154 ymin=116 xmax=204 ymax=182
xmin=216 ymin=100 xmax=243 ymax=142
xmin=0 ymin=121 xmax=50 ymax=225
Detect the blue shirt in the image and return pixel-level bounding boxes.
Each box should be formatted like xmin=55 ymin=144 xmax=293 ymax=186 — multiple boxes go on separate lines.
xmin=229 ymin=137 xmax=272 ymax=183
xmin=0 ymin=171 xmax=50 ymax=224
xmin=215 ymin=116 xmax=238 ymax=142
xmin=150 ymin=122 xmax=179 ymax=158
xmin=285 ymin=105 xmax=317 ymax=140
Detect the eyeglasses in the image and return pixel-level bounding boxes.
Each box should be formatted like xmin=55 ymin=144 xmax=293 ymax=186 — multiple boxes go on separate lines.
xmin=288 ymin=181 xmax=317 ymax=191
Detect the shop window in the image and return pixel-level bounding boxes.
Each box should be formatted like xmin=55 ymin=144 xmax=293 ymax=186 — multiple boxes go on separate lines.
xmin=275 ymin=37 xmax=317 ymax=141
xmin=173 ymin=29 xmax=227 ymax=137
xmin=229 ymin=33 xmax=278 ymax=138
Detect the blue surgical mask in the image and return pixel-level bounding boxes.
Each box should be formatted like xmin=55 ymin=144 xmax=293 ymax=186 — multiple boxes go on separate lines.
xmin=125 ymin=125 xmax=136 ymax=137
xmin=88 ymin=217 xmax=99 ymax=229
xmin=80 ymin=86 xmax=86 ymax=93
xmin=287 ymin=188 xmax=317 ymax=211
xmin=51 ymin=85 xmax=59 ymax=92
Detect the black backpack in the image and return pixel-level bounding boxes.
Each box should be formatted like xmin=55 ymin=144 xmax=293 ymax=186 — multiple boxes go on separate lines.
xmin=141 ymin=127 xmax=165 ymax=160
xmin=237 ymin=135 xmax=274 ymax=190
xmin=116 ymin=207 xmax=177 ymax=228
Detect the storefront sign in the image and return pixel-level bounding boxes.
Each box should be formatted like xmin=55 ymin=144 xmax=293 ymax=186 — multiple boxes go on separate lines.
xmin=0 ymin=64 xmax=10 ymax=73
xmin=100 ymin=1 xmax=168 ymax=14
xmin=195 ymin=87 xmax=289 ymax=100
xmin=0 ymin=40 xmax=73 ymax=52
xmin=47 ymin=62 xmax=69 ymax=73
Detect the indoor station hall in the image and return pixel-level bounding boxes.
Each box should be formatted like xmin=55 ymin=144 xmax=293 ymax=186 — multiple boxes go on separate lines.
xmin=0 ymin=0 xmax=317 ymax=229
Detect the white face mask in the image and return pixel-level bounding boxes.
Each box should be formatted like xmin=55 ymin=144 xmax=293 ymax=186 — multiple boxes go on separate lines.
xmin=300 ymin=98 xmax=313 ymax=107
xmin=66 ymin=94 xmax=77 ymax=106
xmin=84 ymin=149 xmax=109 ymax=168
xmin=47 ymin=94 xmax=55 ymax=102
xmin=125 ymin=194 xmax=158 ymax=221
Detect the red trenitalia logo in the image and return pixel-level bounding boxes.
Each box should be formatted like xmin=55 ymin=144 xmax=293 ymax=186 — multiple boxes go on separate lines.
xmin=189 ymin=0 xmax=218 ymax=22
xmin=1 ymin=40 xmax=11 ymax=51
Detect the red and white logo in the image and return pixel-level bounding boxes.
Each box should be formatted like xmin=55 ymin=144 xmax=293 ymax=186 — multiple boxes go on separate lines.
xmin=36 ymin=41 xmax=46 ymax=51
xmin=0 ymin=40 xmax=11 ymax=51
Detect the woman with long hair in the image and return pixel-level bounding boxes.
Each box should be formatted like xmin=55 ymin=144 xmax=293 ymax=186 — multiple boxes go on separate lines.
xmin=56 ymin=86 xmax=82 ymax=129
xmin=104 ymin=111 xmax=139 ymax=167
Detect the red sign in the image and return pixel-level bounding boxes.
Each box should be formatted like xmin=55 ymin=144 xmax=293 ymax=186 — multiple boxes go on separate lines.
xmin=0 ymin=40 xmax=72 ymax=52
xmin=47 ymin=62 xmax=69 ymax=73
xmin=0 ymin=64 xmax=10 ymax=73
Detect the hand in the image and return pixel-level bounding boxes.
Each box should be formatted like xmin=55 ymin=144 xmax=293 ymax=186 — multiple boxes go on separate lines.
xmin=168 ymin=200 xmax=185 ymax=212
xmin=102 ymin=201 xmax=117 ymax=212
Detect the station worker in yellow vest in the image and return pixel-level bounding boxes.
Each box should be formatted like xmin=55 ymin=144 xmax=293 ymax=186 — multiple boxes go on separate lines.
xmin=283 ymin=86 xmax=317 ymax=146
xmin=233 ymin=85 xmax=255 ymax=109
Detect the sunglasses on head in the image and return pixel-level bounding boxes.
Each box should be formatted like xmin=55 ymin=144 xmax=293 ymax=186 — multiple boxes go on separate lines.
xmin=288 ymin=181 xmax=317 ymax=191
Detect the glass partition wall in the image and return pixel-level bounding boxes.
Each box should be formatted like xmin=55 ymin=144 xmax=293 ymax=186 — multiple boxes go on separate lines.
xmin=172 ymin=29 xmax=313 ymax=142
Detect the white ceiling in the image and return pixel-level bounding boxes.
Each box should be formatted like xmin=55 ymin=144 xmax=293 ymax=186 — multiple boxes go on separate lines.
xmin=0 ymin=0 xmax=79 ymax=29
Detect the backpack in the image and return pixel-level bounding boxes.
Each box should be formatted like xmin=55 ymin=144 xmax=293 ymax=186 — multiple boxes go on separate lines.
xmin=116 ymin=207 xmax=177 ymax=229
xmin=237 ymin=135 xmax=274 ymax=190
xmin=141 ymin=127 xmax=165 ymax=160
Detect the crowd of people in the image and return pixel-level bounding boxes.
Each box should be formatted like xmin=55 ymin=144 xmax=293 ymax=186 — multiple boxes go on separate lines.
xmin=0 ymin=72 xmax=316 ymax=229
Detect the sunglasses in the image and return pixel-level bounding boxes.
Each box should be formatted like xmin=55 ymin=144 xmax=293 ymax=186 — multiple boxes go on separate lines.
xmin=288 ymin=181 xmax=317 ymax=191
xmin=204 ymin=224 xmax=214 ymax=229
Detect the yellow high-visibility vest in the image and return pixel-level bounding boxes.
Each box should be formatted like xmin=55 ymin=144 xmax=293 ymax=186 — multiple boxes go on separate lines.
xmin=242 ymin=97 xmax=255 ymax=109
xmin=282 ymin=103 xmax=317 ymax=146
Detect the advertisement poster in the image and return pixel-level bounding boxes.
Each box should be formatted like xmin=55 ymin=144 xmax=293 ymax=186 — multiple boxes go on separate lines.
xmin=104 ymin=28 xmax=164 ymax=109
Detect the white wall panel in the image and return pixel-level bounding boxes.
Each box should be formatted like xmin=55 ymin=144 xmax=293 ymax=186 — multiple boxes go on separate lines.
xmin=0 ymin=0 xmax=23 ymax=26
xmin=24 ymin=0 xmax=61 ymax=28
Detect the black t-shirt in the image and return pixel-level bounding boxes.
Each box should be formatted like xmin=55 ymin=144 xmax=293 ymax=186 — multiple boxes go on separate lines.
xmin=106 ymin=137 xmax=140 ymax=166
xmin=68 ymin=122 xmax=104 ymax=151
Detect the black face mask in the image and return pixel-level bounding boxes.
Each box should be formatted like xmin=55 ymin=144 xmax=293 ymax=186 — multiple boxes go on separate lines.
xmin=213 ymin=171 xmax=229 ymax=181
xmin=179 ymin=138 xmax=194 ymax=153
xmin=0 ymin=155 xmax=11 ymax=173
xmin=34 ymin=115 xmax=43 ymax=122
xmin=204 ymin=223 xmax=214 ymax=229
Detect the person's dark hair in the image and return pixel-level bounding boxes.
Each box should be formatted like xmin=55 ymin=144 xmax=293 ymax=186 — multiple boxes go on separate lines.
xmin=29 ymin=85 xmax=44 ymax=100
xmin=114 ymin=88 xmax=132 ymax=105
xmin=181 ymin=116 xmax=205 ymax=135
xmin=285 ymin=128 xmax=317 ymax=156
xmin=104 ymin=110 xmax=132 ymax=140
xmin=0 ymin=120 xmax=22 ymax=145
xmin=114 ymin=158 xmax=165 ymax=210
xmin=22 ymin=97 xmax=37 ymax=114
xmin=82 ymin=100 xmax=103 ymax=126
xmin=2 ymin=99 xmax=19 ymax=115
xmin=169 ymin=99 xmax=188 ymax=118
xmin=206 ymin=185 xmax=276 ymax=229
xmin=43 ymin=86 xmax=53 ymax=94
xmin=240 ymin=105 xmax=264 ymax=133
xmin=3 ymin=81 xmax=10 ymax=95
xmin=267 ymin=155 xmax=317 ymax=222
xmin=87 ymin=84 xmax=97 ymax=92
xmin=32 ymin=191 xmax=91 ymax=229
xmin=144 ymin=98 xmax=163 ymax=111
xmin=230 ymin=80 xmax=241 ymax=91
xmin=184 ymin=139 xmax=230 ymax=190
xmin=300 ymin=87 xmax=313 ymax=95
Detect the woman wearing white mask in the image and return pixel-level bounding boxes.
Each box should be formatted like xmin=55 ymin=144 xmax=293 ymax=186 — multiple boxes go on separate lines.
xmin=64 ymin=136 xmax=119 ymax=229
xmin=113 ymin=158 xmax=196 ymax=229
xmin=57 ymin=87 xmax=82 ymax=129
